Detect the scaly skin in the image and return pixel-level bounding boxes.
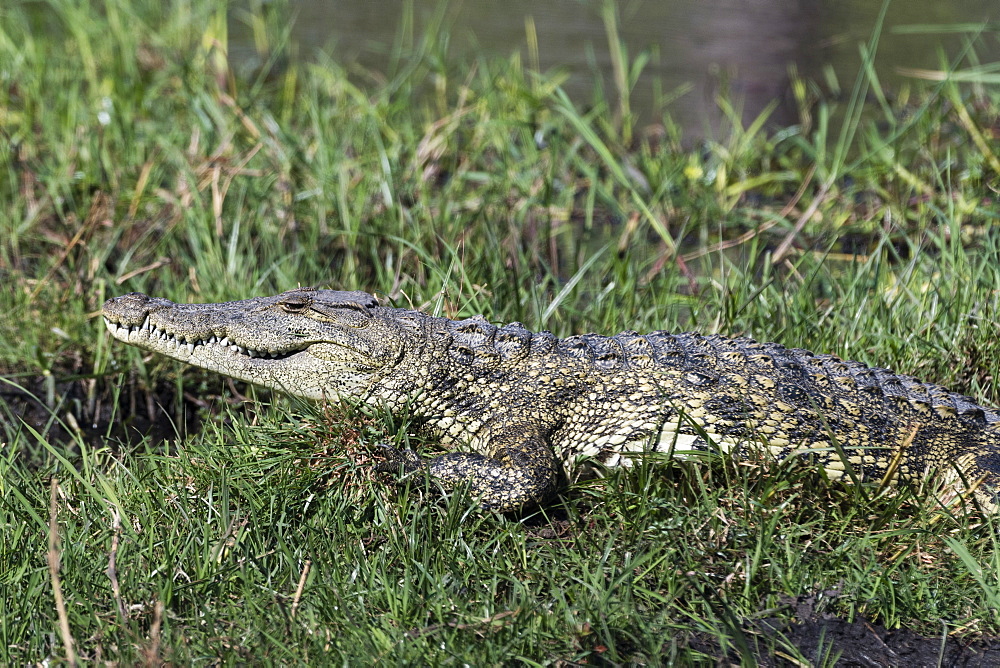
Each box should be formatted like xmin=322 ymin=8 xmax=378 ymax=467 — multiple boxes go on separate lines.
xmin=103 ymin=288 xmax=1000 ymax=512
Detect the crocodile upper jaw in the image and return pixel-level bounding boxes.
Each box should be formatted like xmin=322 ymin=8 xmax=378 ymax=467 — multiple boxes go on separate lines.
xmin=102 ymin=291 xmax=312 ymax=361
xmin=103 ymin=311 xmax=307 ymax=361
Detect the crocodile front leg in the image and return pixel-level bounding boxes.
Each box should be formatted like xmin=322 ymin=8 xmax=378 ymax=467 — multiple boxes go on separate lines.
xmin=382 ymin=423 xmax=562 ymax=512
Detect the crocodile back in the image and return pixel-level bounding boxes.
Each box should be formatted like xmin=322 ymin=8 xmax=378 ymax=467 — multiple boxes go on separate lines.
xmin=378 ymin=309 xmax=998 ymax=493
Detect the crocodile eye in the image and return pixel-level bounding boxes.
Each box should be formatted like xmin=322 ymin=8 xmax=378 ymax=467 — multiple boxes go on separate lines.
xmin=279 ymin=298 xmax=310 ymax=313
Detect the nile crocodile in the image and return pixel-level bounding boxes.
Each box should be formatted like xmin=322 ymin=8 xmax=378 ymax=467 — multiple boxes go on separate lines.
xmin=102 ymin=288 xmax=1000 ymax=513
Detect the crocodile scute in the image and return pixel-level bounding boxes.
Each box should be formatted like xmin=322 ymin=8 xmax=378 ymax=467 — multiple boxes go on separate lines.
xmin=102 ymin=288 xmax=1000 ymax=513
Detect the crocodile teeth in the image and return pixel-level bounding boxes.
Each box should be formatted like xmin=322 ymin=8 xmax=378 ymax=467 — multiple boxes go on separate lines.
xmin=104 ymin=316 xmax=294 ymax=360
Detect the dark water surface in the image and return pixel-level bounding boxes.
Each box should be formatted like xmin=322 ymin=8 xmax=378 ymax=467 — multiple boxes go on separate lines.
xmin=231 ymin=0 xmax=1000 ymax=138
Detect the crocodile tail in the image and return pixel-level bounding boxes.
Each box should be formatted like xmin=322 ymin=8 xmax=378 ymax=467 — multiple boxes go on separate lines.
xmin=965 ymin=426 xmax=1000 ymax=513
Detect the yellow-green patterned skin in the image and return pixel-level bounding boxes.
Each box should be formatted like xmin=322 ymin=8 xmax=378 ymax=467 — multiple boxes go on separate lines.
xmin=103 ymin=288 xmax=1000 ymax=512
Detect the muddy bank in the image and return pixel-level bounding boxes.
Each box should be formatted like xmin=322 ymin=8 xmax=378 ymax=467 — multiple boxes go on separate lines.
xmin=0 ymin=373 xmax=200 ymax=458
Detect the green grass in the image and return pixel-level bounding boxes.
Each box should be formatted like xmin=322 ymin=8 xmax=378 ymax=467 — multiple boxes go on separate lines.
xmin=3 ymin=0 xmax=1000 ymax=663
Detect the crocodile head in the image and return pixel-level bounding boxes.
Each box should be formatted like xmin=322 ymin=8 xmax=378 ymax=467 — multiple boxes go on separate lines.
xmin=102 ymin=288 xmax=404 ymax=400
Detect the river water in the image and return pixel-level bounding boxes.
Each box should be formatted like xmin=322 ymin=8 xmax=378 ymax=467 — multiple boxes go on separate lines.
xmin=230 ymin=0 xmax=1000 ymax=138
